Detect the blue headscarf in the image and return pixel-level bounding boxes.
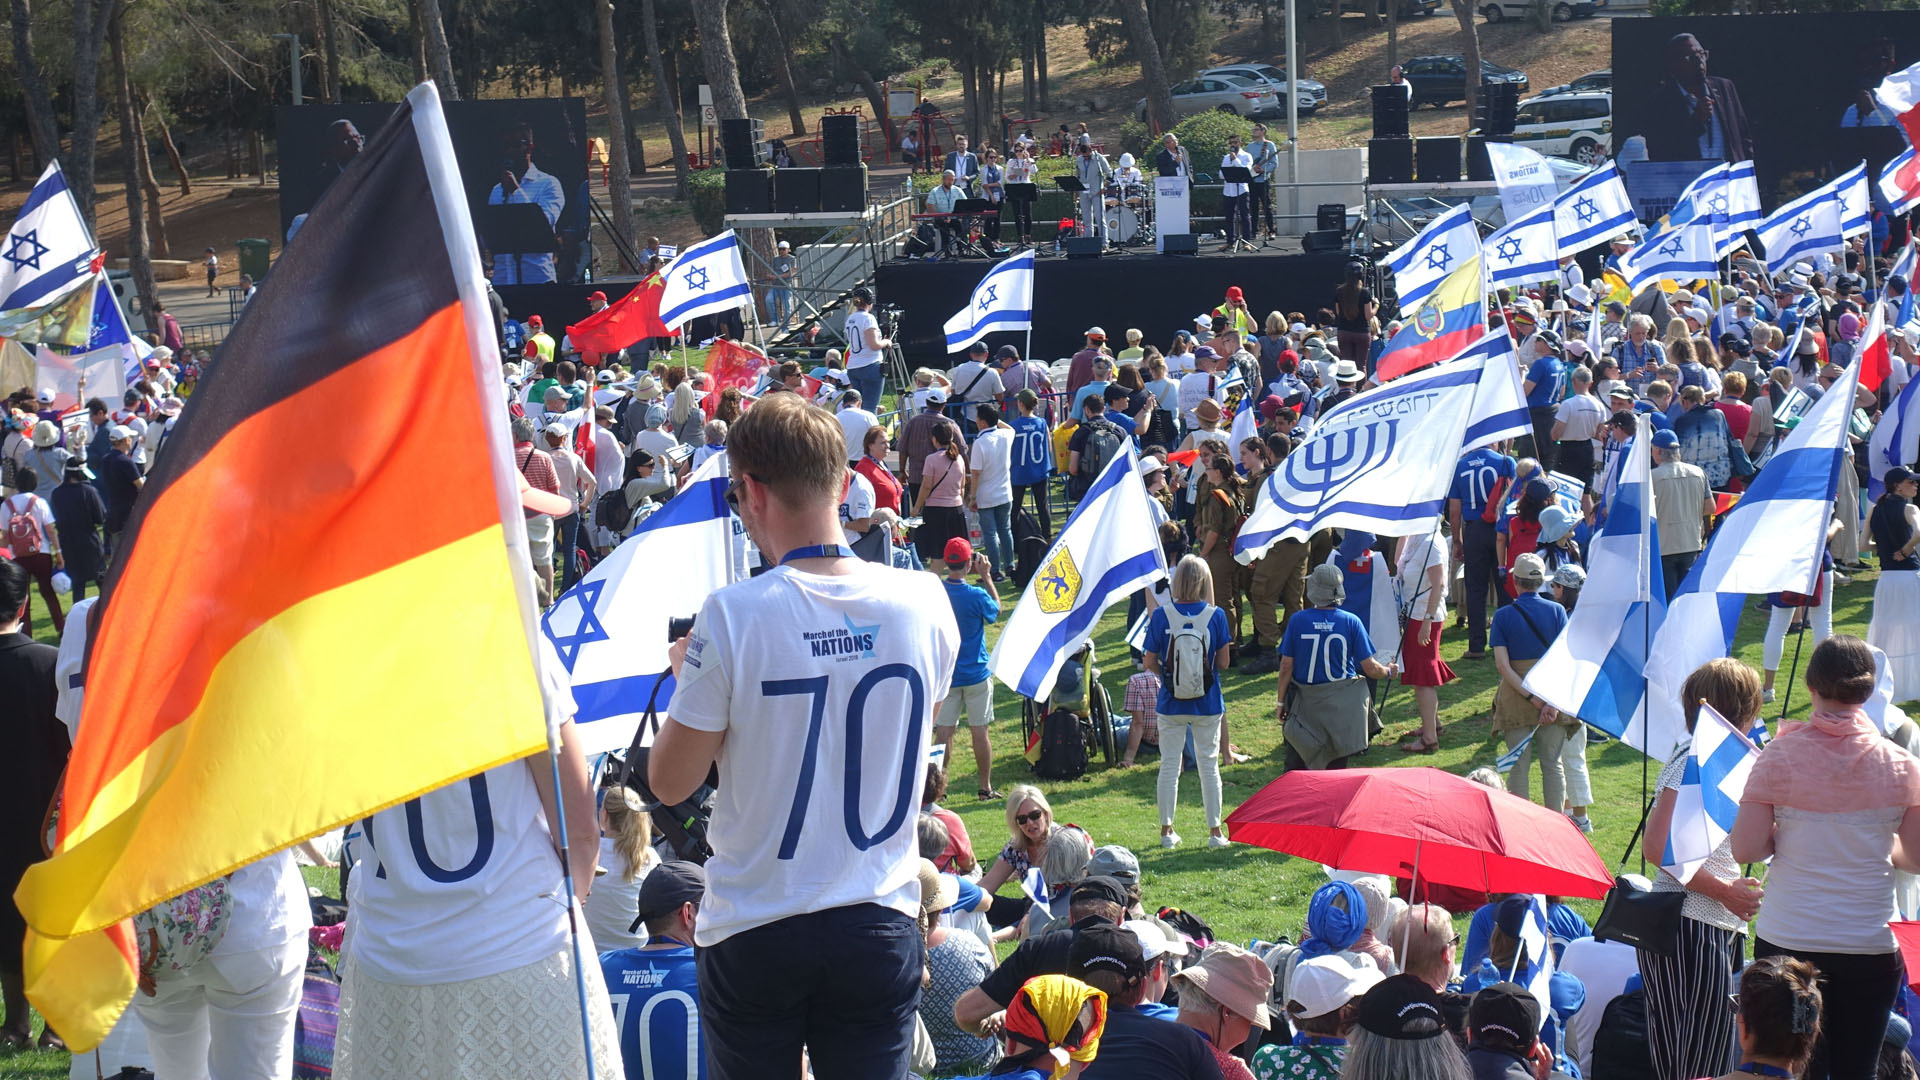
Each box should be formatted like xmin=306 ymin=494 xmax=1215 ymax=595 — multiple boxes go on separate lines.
xmin=1299 ymin=881 xmax=1368 ymax=960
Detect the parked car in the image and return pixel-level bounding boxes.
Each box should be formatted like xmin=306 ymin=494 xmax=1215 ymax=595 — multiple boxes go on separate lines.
xmin=1364 ymin=157 xmax=1591 ymax=246
xmin=1197 ymin=64 xmax=1329 ymax=114
xmin=1135 ymin=75 xmax=1280 ymax=122
xmin=1399 ymin=55 xmax=1530 ymax=107
xmin=1480 ymin=0 xmax=1606 ymax=19
xmin=1535 ymin=69 xmax=1611 ymax=97
xmin=1505 ymin=91 xmax=1611 ymax=164
xmin=1320 ymin=0 xmax=1442 ymax=16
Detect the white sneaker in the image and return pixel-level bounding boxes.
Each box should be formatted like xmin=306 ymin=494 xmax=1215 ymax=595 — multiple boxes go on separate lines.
xmin=1568 ymin=814 xmax=1593 ymax=834
xmin=1207 ymin=835 xmax=1231 ymax=849
xmin=1762 ymin=688 xmax=1776 ymax=704
xmin=1161 ymin=832 xmax=1182 ymax=849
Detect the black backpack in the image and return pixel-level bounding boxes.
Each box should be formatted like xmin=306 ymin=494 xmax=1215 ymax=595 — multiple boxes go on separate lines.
xmin=614 ymin=675 xmax=717 ymax=879
xmin=1032 ymin=708 xmax=1088 ymax=780
xmin=595 ymin=486 xmax=635 ymax=535
xmin=1587 ymin=988 xmax=1652 ymax=1080
xmin=1012 ymin=509 xmax=1049 ymax=588
xmin=1076 ymin=419 xmax=1124 ymax=485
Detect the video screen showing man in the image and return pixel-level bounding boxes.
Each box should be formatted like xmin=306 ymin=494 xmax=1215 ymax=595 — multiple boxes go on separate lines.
xmin=285 ymin=119 xmax=366 ymax=243
xmin=486 ymin=120 xmax=568 ymax=285
xmin=1640 ymin=33 xmax=1753 ymax=164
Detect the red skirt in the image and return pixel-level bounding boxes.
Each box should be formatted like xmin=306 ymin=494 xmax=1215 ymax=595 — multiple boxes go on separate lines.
xmin=1399 ymin=619 xmax=1457 ymax=687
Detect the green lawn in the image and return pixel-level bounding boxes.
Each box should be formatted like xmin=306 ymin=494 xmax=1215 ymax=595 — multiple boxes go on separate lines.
xmin=6 ymin=557 xmax=1873 ymax=1077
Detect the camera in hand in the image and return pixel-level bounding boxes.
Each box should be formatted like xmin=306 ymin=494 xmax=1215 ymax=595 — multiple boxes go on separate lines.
xmin=667 ymin=615 xmax=697 ymax=643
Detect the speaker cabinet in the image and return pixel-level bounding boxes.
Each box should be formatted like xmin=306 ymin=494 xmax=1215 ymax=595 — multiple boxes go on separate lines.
xmin=1159 ymin=233 xmax=1199 ymax=256
xmin=723 ymin=169 xmax=772 ymax=214
xmin=1370 ymin=85 xmax=1411 ymax=138
xmin=1303 ymin=229 xmax=1347 ymax=253
xmin=1465 ymin=135 xmax=1493 ymax=182
xmin=821 ymin=114 xmax=862 ymax=167
xmin=1416 ymin=136 xmax=1461 ymax=184
xmin=774 ymin=167 xmax=822 ymax=213
xmin=721 ymin=117 xmax=767 ymax=170
xmin=1368 ymin=137 xmax=1414 ymax=185
xmin=1317 ymin=203 xmax=1346 ymax=231
xmin=820 ymin=165 xmax=869 ymax=212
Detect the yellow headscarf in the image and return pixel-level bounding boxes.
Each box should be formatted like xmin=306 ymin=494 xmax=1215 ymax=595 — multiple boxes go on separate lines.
xmin=1002 ymin=974 xmax=1108 ymax=1079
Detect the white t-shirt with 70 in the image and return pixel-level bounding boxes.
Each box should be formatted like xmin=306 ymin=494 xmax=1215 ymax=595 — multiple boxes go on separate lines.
xmin=670 ymin=562 xmax=960 ymax=945
xmin=844 ymin=310 xmax=881 ymax=370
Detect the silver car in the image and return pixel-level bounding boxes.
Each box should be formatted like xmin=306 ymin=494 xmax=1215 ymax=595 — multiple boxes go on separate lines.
xmin=1135 ymin=75 xmax=1280 ymax=123
xmin=1197 ymin=64 xmax=1329 ymax=114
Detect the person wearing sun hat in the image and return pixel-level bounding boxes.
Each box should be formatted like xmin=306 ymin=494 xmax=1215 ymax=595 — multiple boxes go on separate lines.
xmin=1249 ymin=953 xmax=1384 ymax=1080
xmin=950 ymin=974 xmax=1107 ymax=1080
xmin=1172 ymin=942 xmax=1273 ymax=1080
xmin=1344 ymin=974 xmax=1473 ymax=1078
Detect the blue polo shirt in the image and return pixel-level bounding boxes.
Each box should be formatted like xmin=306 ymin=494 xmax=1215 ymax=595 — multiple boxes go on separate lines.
xmin=1279 ymin=606 xmax=1375 ymax=684
xmin=1450 ymin=448 xmax=1517 ymax=519
xmin=1143 ymin=601 xmax=1232 ymax=716
xmin=600 ymin=944 xmax=704 ymax=1080
xmin=1524 ymin=354 xmax=1565 ymax=408
xmin=1490 ymin=591 xmax=1568 ymax=661
xmin=943 ymin=576 xmax=1000 ymax=687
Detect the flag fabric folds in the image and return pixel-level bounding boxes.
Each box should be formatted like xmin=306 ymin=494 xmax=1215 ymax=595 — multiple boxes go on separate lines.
xmin=1382 ymin=202 xmax=1479 ymax=308
xmin=1757 ymin=182 xmax=1845 ymax=271
xmin=1513 ymin=896 xmax=1556 ymax=1020
xmin=1484 ymin=202 xmax=1559 ymax=290
xmin=657 ymin=229 xmax=752 ymax=331
xmin=1859 ymin=295 xmax=1895 ymax=398
xmin=1485 ymin=142 xmax=1559 ymax=225
xmin=1552 ymin=162 xmax=1636 ymax=258
xmin=1664 ymin=163 xmax=1728 ymax=235
xmin=1835 ymin=161 xmax=1873 ymax=239
xmin=1641 ymin=343 xmax=1862 ymax=760
xmin=1375 ymin=256 xmax=1486 ymax=382
xmin=1458 ymin=329 xmax=1532 ymax=452
xmin=1721 ymin=161 xmax=1763 ymax=251
xmin=566 ymin=270 xmax=671 ymax=355
xmin=943 ymin=250 xmax=1036 ymax=352
xmin=991 ymin=443 xmax=1168 ymax=700
xmin=1525 ymin=414 xmax=1666 ymax=742
xmin=1618 ymin=218 xmax=1717 ymax=295
xmin=13 ymin=82 xmax=550 ymax=1050
xmin=1660 ymin=702 xmax=1759 ymax=883
xmin=1881 ymin=148 xmax=1920 ymax=219
xmin=1234 ymin=351 xmax=1498 ymax=561
xmin=1876 ymin=59 xmax=1920 ymax=151
xmin=0 ymin=162 xmax=101 ymax=313
xmin=541 ymin=451 xmax=741 ymax=754
xmin=1870 ymin=365 xmax=1920 ymax=501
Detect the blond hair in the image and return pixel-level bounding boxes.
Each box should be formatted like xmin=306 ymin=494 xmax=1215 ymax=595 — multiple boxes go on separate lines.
xmin=1004 ymin=783 xmax=1053 ymax=840
xmin=604 ymin=793 xmax=657 ymax=883
xmin=1170 ymin=554 xmax=1215 ymax=605
xmin=729 ymin=392 xmax=847 ymax=509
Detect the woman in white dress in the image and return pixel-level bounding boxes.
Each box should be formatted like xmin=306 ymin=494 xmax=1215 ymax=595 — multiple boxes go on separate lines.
xmin=1869 ymin=467 xmax=1920 ymax=703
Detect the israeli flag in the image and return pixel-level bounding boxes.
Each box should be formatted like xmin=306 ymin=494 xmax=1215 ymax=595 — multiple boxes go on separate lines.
xmin=1869 ymin=365 xmax=1920 ymax=500
xmin=1511 ymin=895 xmax=1556 ymax=1021
xmin=1641 ymin=330 xmax=1864 ymax=760
xmin=1722 ymin=160 xmax=1763 ymax=252
xmin=991 ymin=442 xmax=1168 ymax=700
xmin=1668 ymin=163 xmax=1729 ymax=233
xmin=1836 ymin=161 xmax=1873 ymax=239
xmin=1233 ymin=350 xmax=1498 ymax=561
xmin=1618 ymin=218 xmax=1717 ymax=295
xmin=541 ymin=450 xmax=743 ymax=754
xmin=657 ymin=229 xmax=752 ymax=331
xmin=1458 ymin=329 xmax=1531 ymax=452
xmin=1494 ymin=729 xmax=1533 ymax=774
xmin=74 ymin=275 xmax=154 ymax=384
xmin=1552 ymin=162 xmax=1636 ymax=258
xmin=1757 ymin=183 xmax=1844 ymax=272
xmin=1889 ymin=241 xmax=1918 ymax=325
xmin=0 ymin=162 xmax=99 ymax=313
xmin=1526 ymin=413 xmax=1666 ymax=743
xmin=1383 ymin=202 xmax=1479 ymax=308
xmin=1484 ymin=202 xmax=1560 ymax=289
xmin=1660 ymin=702 xmax=1759 ymax=883
xmin=943 ymin=250 xmax=1035 ymax=352
xmin=1880 ymin=147 xmax=1920 ymax=218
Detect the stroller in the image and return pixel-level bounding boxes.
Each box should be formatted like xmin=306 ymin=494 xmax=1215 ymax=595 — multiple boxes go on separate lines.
xmin=1021 ymin=642 xmax=1118 ymax=772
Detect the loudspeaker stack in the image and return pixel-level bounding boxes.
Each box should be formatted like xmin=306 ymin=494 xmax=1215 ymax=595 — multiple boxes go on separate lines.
xmin=1475 ymin=83 xmax=1519 ymax=140
xmin=1370 ymin=85 xmax=1411 ymax=137
xmin=1416 ymin=136 xmax=1461 ymax=184
xmin=1368 ymin=83 xmax=1413 ymax=187
xmin=818 ymin=112 xmax=870 ymax=213
xmin=821 ymin=114 xmax=862 ymax=166
xmin=721 ymin=116 xmax=776 ymax=215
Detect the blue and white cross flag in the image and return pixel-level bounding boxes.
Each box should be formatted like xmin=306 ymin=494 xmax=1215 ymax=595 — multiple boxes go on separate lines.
xmin=1382 ymin=202 xmax=1479 ymax=308
xmin=944 ymin=250 xmax=1035 ymax=353
xmin=1233 ymin=348 xmax=1503 ymax=561
xmin=1660 ymin=701 xmax=1759 ymax=883
xmin=541 ymin=450 xmax=743 ymax=754
xmin=1836 ymin=160 xmax=1873 ymax=239
xmin=991 ymin=442 xmax=1168 ymax=700
xmin=657 ymin=229 xmax=752 ymax=331
xmin=1551 ymin=161 xmax=1636 ymax=258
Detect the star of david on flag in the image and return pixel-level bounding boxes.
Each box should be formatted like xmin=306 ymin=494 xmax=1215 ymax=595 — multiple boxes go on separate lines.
xmin=657 ymin=229 xmax=751 ymax=331
xmin=1757 ymin=178 xmax=1845 ymax=272
xmin=1574 ymin=198 xmax=1598 ymax=223
xmin=3 ymin=230 xmax=48 ymax=272
xmin=1484 ymin=202 xmax=1558 ymax=290
xmin=1551 ymin=161 xmax=1635 ymax=258
xmin=1618 ymin=217 xmax=1715 ymax=295
xmin=1383 ymin=202 xmax=1479 ymax=308
xmin=944 ymin=249 xmax=1035 ymax=353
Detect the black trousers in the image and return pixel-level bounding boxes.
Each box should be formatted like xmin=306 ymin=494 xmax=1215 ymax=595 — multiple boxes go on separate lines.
xmin=1251 ymin=180 xmax=1274 ymax=235
xmin=1009 ymin=195 xmax=1034 ymax=239
xmin=1555 ymin=439 xmax=1594 ymax=487
xmin=1012 ymin=480 xmax=1052 ymax=539
xmin=1462 ymin=518 xmax=1506 ymax=654
xmin=1224 ymin=193 xmax=1252 ymax=245
xmin=1525 ymin=405 xmax=1557 ymax=463
xmin=1754 ymin=937 xmax=1904 ymax=1080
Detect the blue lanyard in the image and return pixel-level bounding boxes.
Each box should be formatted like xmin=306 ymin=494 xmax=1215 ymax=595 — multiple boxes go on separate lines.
xmin=1293 ymin=1036 xmax=1347 ymax=1048
xmin=1738 ymin=1066 xmax=1794 ymax=1079
xmin=781 ymin=544 xmax=855 ymax=565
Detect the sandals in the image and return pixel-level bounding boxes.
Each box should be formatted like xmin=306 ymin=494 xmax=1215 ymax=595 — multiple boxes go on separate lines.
xmin=1398 ymin=734 xmax=1439 ymax=754
xmin=35 ymin=1031 xmax=63 ymax=1052
xmin=977 ymin=788 xmax=1004 ymax=801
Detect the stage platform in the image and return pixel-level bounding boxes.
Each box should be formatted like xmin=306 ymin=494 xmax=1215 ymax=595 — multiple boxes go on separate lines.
xmin=874 ymin=245 xmax=1356 ymax=363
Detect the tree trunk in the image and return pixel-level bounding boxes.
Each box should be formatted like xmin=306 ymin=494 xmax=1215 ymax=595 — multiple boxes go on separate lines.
xmin=1034 ymin=0 xmax=1049 ymax=111
xmin=132 ymin=94 xmax=167 ymax=257
xmin=1331 ymin=0 xmax=1344 ymax=46
xmin=643 ymin=0 xmax=692 ymax=197
xmin=1116 ymin=0 xmax=1174 ymax=134
xmin=1260 ymin=0 xmax=1277 ymax=51
xmin=1451 ymin=0 xmax=1481 ymax=132
xmin=691 ymin=0 xmax=748 ymax=120
xmin=1022 ymin=37 xmax=1035 ymax=119
xmin=110 ymin=14 xmax=156 ymax=324
xmin=68 ymin=0 xmax=121 ymax=225
xmin=318 ymin=0 xmax=340 ymax=102
xmin=827 ymin=37 xmax=893 ymax=145
xmin=1387 ymin=0 xmax=1399 ymax=68
xmin=250 ymin=130 xmax=265 ymax=181
xmin=151 ymin=101 xmax=190 ymax=194
xmin=408 ymin=0 xmax=428 ymax=84
xmin=596 ymin=0 xmax=636 ymax=270
xmin=1364 ymin=0 xmax=1381 ymax=29
xmin=8 ymin=0 xmax=61 ymax=171
xmin=960 ymin=61 xmax=978 ymax=147
xmin=416 ymin=0 xmax=459 ymax=99
xmin=756 ymin=0 xmax=807 ymax=135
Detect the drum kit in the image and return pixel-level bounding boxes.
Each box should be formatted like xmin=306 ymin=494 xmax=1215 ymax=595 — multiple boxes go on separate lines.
xmin=1101 ymin=178 xmax=1154 ymax=246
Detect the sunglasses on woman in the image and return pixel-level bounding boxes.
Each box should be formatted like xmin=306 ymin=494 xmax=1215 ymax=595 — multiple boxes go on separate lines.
xmin=1015 ymin=810 xmax=1046 ymax=825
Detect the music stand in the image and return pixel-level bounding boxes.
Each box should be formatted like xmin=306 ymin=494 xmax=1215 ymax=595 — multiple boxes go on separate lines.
xmin=1004 ymin=183 xmax=1039 ymax=202
xmin=1054 ymin=176 xmax=1087 ymax=194
xmin=953 ymin=198 xmax=996 ymax=215
xmin=1219 ymin=166 xmax=1255 ymax=185
xmin=475 ymin=203 xmax=558 ymax=284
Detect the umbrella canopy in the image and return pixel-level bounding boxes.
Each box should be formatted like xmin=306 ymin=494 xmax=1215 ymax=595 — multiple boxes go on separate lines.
xmin=1225 ymin=767 xmax=1613 ymax=899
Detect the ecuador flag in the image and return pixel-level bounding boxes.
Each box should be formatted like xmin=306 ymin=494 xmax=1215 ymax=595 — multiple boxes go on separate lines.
xmin=1376 ymin=256 xmax=1486 ymax=382
xmin=15 ymin=83 xmax=549 ymax=1049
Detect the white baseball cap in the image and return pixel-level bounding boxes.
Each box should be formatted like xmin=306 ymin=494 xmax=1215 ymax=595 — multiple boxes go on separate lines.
xmin=1286 ymin=954 xmax=1385 ymax=1021
xmin=543 ymin=422 xmax=569 ymax=438
xmin=1122 ymin=918 xmax=1189 ymax=961
xmin=35 ymin=388 xmax=54 ymax=404
xmin=924 ymin=386 xmax=948 ymax=404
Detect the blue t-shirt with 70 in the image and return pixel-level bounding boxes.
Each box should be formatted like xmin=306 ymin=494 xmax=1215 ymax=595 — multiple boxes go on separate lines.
xmin=600 ymin=943 xmax=704 ymax=1080
xmin=1279 ymin=606 xmax=1375 ymax=685
xmin=943 ymin=577 xmax=1001 ymax=687
xmin=1143 ymin=601 xmax=1232 ymax=716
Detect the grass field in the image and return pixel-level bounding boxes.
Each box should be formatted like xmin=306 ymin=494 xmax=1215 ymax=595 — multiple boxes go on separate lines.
xmin=4 ymin=550 xmax=1875 ymax=1079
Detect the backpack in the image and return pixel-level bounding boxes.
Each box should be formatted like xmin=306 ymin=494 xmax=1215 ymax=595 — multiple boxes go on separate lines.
xmin=1587 ymin=988 xmax=1652 ymax=1080
xmin=5 ymin=495 xmax=44 ymax=555
xmin=1031 ymin=708 xmax=1088 ymax=780
xmin=1076 ymin=419 xmax=1124 ymax=484
xmin=1165 ymin=603 xmax=1217 ymax=701
xmin=1012 ymin=510 xmax=1049 ymax=588
xmin=133 ymin=876 xmax=233 ymax=981
xmin=595 ymin=486 xmax=635 ymax=535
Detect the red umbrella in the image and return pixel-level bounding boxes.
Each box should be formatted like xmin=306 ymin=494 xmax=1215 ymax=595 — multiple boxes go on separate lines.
xmin=1225 ymin=766 xmax=1613 ymax=900
xmin=1891 ymin=922 xmax=1920 ymax=992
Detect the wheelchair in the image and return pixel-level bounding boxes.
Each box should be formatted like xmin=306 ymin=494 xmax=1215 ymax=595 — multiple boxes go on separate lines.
xmin=1019 ymin=642 xmax=1118 ymax=767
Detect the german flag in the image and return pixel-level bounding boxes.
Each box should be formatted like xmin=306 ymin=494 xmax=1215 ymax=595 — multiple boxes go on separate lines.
xmin=15 ymin=84 xmax=549 ymax=1050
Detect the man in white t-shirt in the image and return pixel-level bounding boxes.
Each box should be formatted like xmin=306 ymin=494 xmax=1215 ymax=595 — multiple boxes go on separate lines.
xmin=842 ymin=287 xmax=890 ymax=420
xmin=840 ymin=466 xmax=877 ymax=550
xmin=968 ymin=403 xmax=1016 ymax=582
xmin=836 ymin=390 xmax=878 ymax=465
xmin=542 ymin=423 xmax=595 ymax=591
xmin=1178 ymin=346 xmax=1222 ymax=431
xmin=949 ymin=342 xmax=1006 ymax=408
xmin=651 ymin=393 xmax=960 ymax=1080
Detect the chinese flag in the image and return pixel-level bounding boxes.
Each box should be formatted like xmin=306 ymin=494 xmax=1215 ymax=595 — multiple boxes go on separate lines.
xmin=567 ymin=271 xmax=672 ymax=355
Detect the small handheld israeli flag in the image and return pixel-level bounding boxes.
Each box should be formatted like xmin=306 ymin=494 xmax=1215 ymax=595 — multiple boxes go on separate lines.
xmin=1660 ymin=702 xmax=1759 ymax=882
xmin=1494 ymin=730 xmax=1533 ymax=774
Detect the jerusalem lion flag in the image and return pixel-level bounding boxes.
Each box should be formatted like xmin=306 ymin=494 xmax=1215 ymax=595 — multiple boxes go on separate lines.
xmin=14 ymin=83 xmax=550 ymax=1050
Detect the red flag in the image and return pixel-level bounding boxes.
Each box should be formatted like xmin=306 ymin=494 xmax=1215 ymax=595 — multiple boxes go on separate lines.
xmin=566 ymin=272 xmax=671 ymax=355
xmin=1861 ymin=297 xmax=1892 ymax=396
xmin=1877 ymin=61 xmax=1920 ymax=153
xmin=702 ymin=338 xmax=770 ymax=418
